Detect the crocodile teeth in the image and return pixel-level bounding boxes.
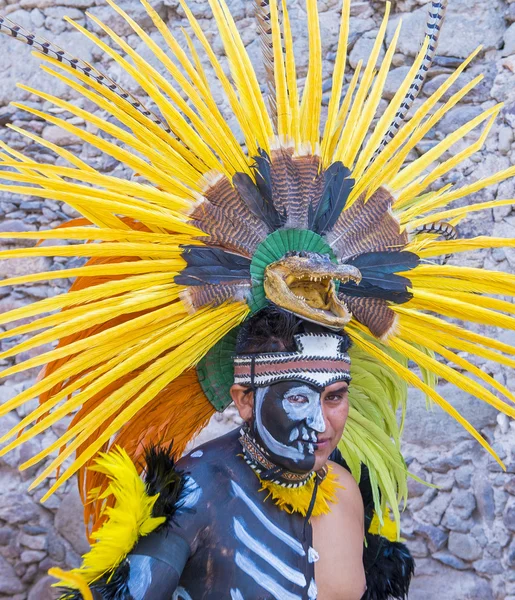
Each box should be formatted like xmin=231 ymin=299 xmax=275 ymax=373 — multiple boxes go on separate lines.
xmin=297 ymin=441 xmax=304 ymax=453
xmin=310 ymin=431 xmax=317 ymax=442
xmin=302 ymin=427 xmax=310 ymax=441
xmin=308 ymin=443 xmax=315 ymax=454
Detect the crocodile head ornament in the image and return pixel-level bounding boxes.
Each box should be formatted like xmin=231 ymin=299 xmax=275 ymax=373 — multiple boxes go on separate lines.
xmin=264 ymin=251 xmax=362 ymax=329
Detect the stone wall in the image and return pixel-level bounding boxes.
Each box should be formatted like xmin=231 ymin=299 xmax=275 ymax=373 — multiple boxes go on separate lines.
xmin=0 ymin=0 xmax=514 ymax=598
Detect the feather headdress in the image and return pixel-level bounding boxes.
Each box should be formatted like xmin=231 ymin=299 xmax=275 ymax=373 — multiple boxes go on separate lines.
xmin=0 ymin=0 xmax=514 ymax=536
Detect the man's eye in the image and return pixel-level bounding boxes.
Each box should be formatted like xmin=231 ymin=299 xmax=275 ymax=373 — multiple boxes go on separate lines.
xmin=287 ymin=395 xmax=308 ymax=404
xmin=326 ymin=394 xmax=344 ymax=402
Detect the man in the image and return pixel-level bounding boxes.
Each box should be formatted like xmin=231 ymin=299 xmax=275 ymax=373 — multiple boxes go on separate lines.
xmin=75 ymin=307 xmax=411 ymax=600
xmin=0 ymin=0 xmax=513 ymax=598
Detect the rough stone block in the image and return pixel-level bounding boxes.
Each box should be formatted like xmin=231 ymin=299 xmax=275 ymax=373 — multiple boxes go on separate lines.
xmin=448 ymin=531 xmax=482 ymax=561
xmin=54 ymin=487 xmax=90 ymax=556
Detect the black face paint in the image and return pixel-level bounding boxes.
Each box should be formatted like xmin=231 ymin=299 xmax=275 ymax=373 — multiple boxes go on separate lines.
xmin=253 ymin=381 xmax=326 ymax=474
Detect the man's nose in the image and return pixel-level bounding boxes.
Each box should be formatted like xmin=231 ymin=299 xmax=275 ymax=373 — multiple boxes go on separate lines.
xmin=306 ymin=402 xmax=326 ymax=433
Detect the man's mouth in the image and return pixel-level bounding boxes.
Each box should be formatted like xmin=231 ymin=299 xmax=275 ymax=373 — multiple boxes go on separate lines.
xmin=314 ymin=438 xmax=331 ymax=450
xmin=289 ymin=426 xmax=318 ymax=455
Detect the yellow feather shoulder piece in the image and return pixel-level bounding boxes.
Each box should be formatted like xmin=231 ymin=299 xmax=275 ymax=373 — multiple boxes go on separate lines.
xmin=368 ymin=507 xmax=398 ymax=543
xmin=256 ymin=465 xmax=341 ymax=517
xmin=55 ymin=446 xmax=165 ymax=588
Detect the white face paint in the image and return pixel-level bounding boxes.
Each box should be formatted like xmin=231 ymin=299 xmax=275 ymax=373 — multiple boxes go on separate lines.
xmin=281 ymin=385 xmax=326 ymax=433
xmin=255 ymin=387 xmax=307 ymax=464
xmin=253 ymin=381 xmax=326 ymax=473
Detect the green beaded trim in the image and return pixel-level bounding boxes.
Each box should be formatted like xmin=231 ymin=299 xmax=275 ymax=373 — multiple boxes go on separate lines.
xmin=248 ymin=229 xmax=336 ymax=313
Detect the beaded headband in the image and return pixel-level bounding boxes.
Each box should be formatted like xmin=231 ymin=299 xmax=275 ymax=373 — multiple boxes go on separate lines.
xmin=233 ymin=332 xmax=351 ymax=390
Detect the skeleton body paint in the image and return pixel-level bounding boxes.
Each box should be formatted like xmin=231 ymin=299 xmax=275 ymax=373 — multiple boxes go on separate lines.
xmin=123 ymin=430 xmax=317 ymax=599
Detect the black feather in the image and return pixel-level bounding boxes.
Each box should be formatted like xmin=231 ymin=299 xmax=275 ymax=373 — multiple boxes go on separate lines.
xmin=339 ymin=251 xmax=419 ymax=303
xmin=362 ymin=537 xmax=415 ymax=600
xmin=253 ymin=148 xmax=273 ymax=204
xmin=339 ymin=282 xmax=413 ymax=303
xmin=309 ymin=162 xmax=354 ymax=234
xmin=143 ymin=444 xmax=186 ymax=527
xmin=234 ymin=160 xmax=285 ymax=230
xmin=346 ymin=251 xmax=419 ymax=273
xmin=175 ymin=246 xmax=251 ymax=285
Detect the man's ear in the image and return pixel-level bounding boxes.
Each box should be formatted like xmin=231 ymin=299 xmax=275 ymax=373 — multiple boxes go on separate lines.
xmin=231 ymin=384 xmax=254 ymax=422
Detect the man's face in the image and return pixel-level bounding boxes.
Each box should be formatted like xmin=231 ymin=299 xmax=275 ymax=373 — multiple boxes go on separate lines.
xmin=253 ymin=379 xmax=350 ymax=474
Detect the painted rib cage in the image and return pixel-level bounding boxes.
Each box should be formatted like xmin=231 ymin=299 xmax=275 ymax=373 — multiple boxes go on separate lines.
xmin=0 ymin=0 xmax=512 ymax=540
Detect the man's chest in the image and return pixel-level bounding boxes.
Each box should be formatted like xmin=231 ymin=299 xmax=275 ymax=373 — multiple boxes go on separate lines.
xmin=178 ymin=481 xmax=318 ymax=600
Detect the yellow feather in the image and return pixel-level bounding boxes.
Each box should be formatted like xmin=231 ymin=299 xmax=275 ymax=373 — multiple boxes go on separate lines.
xmin=87 ymin=4 xmax=242 ymax=177
xmin=6 ymin=124 xmax=95 ymax=173
xmin=10 ymin=101 xmax=187 ymax=195
xmin=257 ymin=466 xmax=340 ymax=517
xmin=207 ymin=0 xmax=273 ymax=151
xmin=321 ymin=0 xmax=351 ymax=163
xmin=177 ymin=0 xmax=259 ymax=157
xmin=0 ymin=306 xmax=189 ymax=451
xmin=0 ymin=273 xmax=180 ymax=327
xmin=0 ymin=286 xmax=182 ymax=382
xmin=102 ymin=0 xmax=249 ymax=176
xmin=0 ymin=258 xmax=185 ymax=292
xmin=412 ymin=236 xmax=515 ymax=258
xmin=397 ymin=327 xmax=515 ymax=416
xmin=48 ymin=568 xmax=93 ymax=599
xmin=347 ymin=325 xmax=504 ymax=468
xmin=36 ymin=53 xmax=208 ymax=176
xmin=0 ymin=242 xmax=186 ymax=260
xmin=354 ymin=50 xmax=482 ymax=204
xmin=37 ymin=303 xmax=249 ymax=499
xmin=270 ymin=0 xmax=290 ymax=138
xmin=352 ymin=35 xmax=429 ymax=182
xmin=396 ymin=111 xmax=498 ymax=205
xmin=406 ymin=199 xmax=515 ymax=229
xmin=323 ymin=61 xmax=363 ymax=163
xmin=61 ymin=447 xmax=164 ymax=583
xmin=0 ymin=160 xmax=195 ymax=212
xmin=336 ymin=3 xmax=391 ymax=166
xmin=0 ymin=316 xmax=180 ymax=444
xmin=281 ymin=0 xmax=301 ymax=146
xmin=368 ymin=508 xmax=398 ymax=542
xmin=409 ymin=288 xmax=515 ymax=330
xmin=0 ymin=287 xmax=179 ymax=364
xmin=300 ymin=0 xmax=322 ymax=149
xmin=408 ymin=264 xmax=515 ymax=296
xmin=343 ymin=20 xmax=403 ymax=170
xmin=390 ymin=103 xmax=503 ymax=193
xmin=0 ymin=181 xmax=199 ymax=234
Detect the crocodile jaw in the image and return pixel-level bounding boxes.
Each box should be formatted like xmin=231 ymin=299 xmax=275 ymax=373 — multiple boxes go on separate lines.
xmin=264 ymin=257 xmax=361 ymax=329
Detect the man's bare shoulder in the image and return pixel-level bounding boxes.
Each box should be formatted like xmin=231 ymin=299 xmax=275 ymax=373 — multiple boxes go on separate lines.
xmin=328 ymin=460 xmax=364 ymax=520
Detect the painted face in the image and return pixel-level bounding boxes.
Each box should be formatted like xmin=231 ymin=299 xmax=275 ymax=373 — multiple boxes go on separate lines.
xmin=253 ymin=381 xmax=326 ymax=474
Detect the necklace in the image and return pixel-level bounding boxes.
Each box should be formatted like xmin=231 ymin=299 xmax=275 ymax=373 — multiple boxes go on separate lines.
xmin=239 ymin=426 xmax=340 ymax=517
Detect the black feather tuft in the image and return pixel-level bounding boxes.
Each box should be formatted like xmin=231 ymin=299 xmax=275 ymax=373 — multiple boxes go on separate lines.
xmin=58 ymin=560 xmax=131 ymax=600
xmin=362 ymin=536 xmax=415 ymax=600
xmin=339 ymin=251 xmax=419 ymax=303
xmin=234 ymin=166 xmax=285 ymax=230
xmin=309 ymin=162 xmax=354 ymax=234
xmin=143 ymin=443 xmax=186 ymax=526
xmin=175 ymin=246 xmax=251 ymax=285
